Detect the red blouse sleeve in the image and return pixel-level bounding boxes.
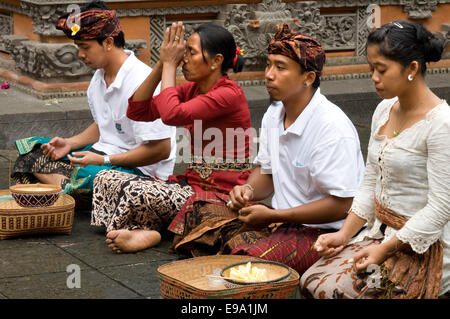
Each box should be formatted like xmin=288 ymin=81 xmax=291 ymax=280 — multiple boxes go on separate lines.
xmin=153 ymin=81 xmax=244 ymax=127
xmin=126 ymin=96 xmax=161 ymax=122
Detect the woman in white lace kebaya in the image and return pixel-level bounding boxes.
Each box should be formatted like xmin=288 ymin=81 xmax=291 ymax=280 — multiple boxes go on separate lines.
xmin=300 ymin=21 xmax=450 ymax=298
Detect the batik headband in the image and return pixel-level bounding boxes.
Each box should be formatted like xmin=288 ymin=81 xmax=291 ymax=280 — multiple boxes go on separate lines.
xmin=56 ymin=9 xmax=122 ymax=40
xmin=268 ymin=23 xmax=326 ymax=76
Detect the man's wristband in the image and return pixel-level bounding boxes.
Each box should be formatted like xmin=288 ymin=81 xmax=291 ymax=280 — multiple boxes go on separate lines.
xmin=103 ymin=155 xmax=111 ymax=166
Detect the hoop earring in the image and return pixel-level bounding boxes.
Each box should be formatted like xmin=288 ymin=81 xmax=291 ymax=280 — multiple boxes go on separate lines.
xmin=408 ymin=74 xmax=413 ymax=81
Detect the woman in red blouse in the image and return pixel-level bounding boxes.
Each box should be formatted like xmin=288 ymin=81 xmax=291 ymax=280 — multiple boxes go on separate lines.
xmin=90 ymin=22 xmax=253 ymax=253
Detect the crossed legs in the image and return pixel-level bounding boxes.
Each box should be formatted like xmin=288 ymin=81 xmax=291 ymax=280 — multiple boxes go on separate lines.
xmin=91 ymin=170 xmax=194 ymax=254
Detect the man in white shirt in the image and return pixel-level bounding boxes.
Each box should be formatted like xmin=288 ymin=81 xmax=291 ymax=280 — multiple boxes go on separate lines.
xmin=228 ymin=23 xmax=365 ymax=275
xmin=11 ymin=1 xmax=176 ymax=202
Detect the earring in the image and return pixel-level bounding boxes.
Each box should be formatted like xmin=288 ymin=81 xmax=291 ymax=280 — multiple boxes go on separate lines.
xmin=303 ymin=82 xmax=308 ymax=87
xmin=408 ymin=74 xmax=413 ymax=81
xmin=211 ymin=66 xmax=215 ymax=70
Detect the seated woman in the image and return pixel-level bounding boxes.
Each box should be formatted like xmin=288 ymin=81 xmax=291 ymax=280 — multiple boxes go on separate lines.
xmin=91 ymin=22 xmax=252 ymax=253
xmin=168 ymin=23 xmax=365 ymax=277
xmin=300 ymin=21 xmax=450 ymax=299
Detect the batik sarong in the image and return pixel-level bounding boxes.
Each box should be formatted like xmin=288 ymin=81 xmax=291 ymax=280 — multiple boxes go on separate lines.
xmin=168 ymin=191 xmax=273 ymax=256
xmin=231 ymin=223 xmax=333 ymax=276
xmin=91 ymin=170 xmax=195 ymax=233
xmin=300 ymin=199 xmax=443 ymax=299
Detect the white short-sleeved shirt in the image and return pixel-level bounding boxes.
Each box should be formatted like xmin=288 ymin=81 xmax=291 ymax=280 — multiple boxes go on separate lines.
xmin=87 ymin=50 xmax=176 ymax=179
xmin=255 ymin=88 xmax=365 ymax=229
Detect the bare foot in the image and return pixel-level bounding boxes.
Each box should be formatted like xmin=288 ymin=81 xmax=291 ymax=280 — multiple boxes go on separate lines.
xmin=34 ymin=173 xmax=68 ymax=187
xmin=105 ymin=229 xmax=161 ymax=253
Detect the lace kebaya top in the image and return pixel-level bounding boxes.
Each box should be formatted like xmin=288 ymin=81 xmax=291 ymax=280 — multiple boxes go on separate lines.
xmin=350 ymin=97 xmax=450 ymax=295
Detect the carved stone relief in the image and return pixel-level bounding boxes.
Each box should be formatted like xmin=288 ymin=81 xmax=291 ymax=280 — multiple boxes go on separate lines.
xmin=401 ymin=0 xmax=438 ymax=19
xmin=291 ymin=2 xmax=357 ymax=50
xmin=124 ymin=39 xmax=147 ymax=58
xmin=0 ymin=13 xmax=13 ymax=36
xmin=18 ymin=1 xmax=222 ymax=36
xmin=20 ymin=2 xmax=67 ymax=36
xmin=0 ymin=35 xmax=29 ymax=53
xmin=4 ymin=0 xmax=450 ymax=38
xmin=356 ymin=6 xmax=373 ymax=56
xmin=8 ymin=40 xmax=93 ymax=79
xmin=219 ymin=1 xmax=298 ymax=70
xmin=436 ymin=23 xmax=450 ymax=48
xmin=1 ymin=0 xmax=448 ymax=85
xmin=1 ymin=35 xmax=146 ymax=80
xmin=149 ymin=18 xmax=215 ymax=67
xmin=217 ymin=0 xmax=363 ymax=70
xmin=150 ymin=15 xmax=166 ymax=66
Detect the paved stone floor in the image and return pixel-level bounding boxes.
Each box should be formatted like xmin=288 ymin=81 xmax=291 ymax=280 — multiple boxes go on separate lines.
xmin=0 ymin=208 xmax=181 ymax=299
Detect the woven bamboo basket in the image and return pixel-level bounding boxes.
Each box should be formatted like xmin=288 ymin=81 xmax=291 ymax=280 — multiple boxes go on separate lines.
xmin=0 ymin=189 xmax=75 ymax=239
xmin=157 ymin=255 xmax=299 ymax=299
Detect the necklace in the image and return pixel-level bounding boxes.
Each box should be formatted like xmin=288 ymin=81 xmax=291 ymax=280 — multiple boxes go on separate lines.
xmin=393 ymin=118 xmax=408 ymax=137
xmin=392 ymin=102 xmax=409 ymax=137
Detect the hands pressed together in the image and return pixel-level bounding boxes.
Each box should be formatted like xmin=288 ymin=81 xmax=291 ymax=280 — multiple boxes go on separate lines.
xmin=160 ymin=21 xmax=186 ymax=68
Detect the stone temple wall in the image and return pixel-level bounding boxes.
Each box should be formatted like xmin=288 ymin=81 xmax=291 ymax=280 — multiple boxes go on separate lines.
xmin=0 ymin=0 xmax=449 ymax=98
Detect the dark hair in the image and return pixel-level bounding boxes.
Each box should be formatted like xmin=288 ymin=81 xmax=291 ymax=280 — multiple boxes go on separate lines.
xmin=366 ymin=20 xmax=443 ymax=76
xmin=194 ymin=23 xmax=244 ymax=74
xmin=81 ymin=0 xmax=125 ymax=48
xmin=312 ymin=74 xmax=320 ymax=89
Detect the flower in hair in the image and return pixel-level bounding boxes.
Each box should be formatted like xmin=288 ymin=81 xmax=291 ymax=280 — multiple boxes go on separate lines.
xmin=71 ymin=23 xmax=80 ymax=36
xmin=233 ymin=46 xmax=244 ymax=69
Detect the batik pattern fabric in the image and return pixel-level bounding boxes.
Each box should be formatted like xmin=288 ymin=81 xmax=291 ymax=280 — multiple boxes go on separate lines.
xmin=13 ymin=137 xmax=73 ymax=185
xmin=300 ymin=199 xmax=444 ymax=299
xmin=268 ymin=22 xmax=326 ymax=77
xmin=231 ymin=224 xmax=332 ymax=276
xmin=373 ymin=198 xmax=443 ymax=299
xmin=91 ymin=170 xmax=195 ymax=233
xmin=300 ymin=239 xmax=382 ymax=299
xmin=168 ymin=191 xmax=272 ymax=257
